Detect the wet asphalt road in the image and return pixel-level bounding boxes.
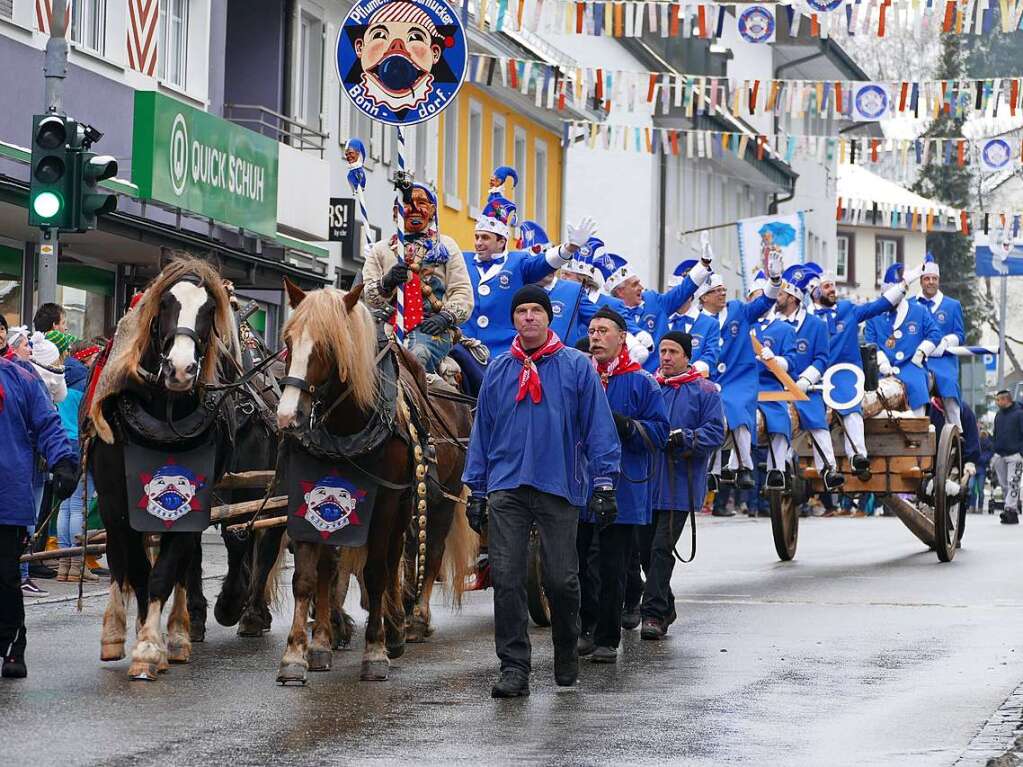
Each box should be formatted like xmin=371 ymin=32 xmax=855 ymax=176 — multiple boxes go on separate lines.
xmin=3 ymin=513 xmax=1023 ymax=767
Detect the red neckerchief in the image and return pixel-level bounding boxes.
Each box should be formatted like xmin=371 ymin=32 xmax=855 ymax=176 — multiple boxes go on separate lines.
xmin=509 ymin=330 xmax=565 ymax=404
xmin=656 ymin=366 xmax=702 ymax=388
xmin=594 ymin=346 xmax=641 ymax=389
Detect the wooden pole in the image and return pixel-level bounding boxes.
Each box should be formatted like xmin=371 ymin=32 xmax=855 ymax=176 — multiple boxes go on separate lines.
xmin=214 ymin=471 xmax=276 ymax=491
xmin=226 ymin=516 xmax=287 ymax=534
xmin=21 ymin=544 xmax=106 ymax=563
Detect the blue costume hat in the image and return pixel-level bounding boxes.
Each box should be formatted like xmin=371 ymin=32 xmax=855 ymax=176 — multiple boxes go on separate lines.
xmin=578 ymin=236 xmax=605 ymax=260
xmin=491 ymin=166 xmax=519 ymax=188
xmin=564 ymin=237 xmax=605 ymax=289
xmin=669 ymin=258 xmax=698 ymax=287
xmin=476 ymin=165 xmax=519 ymax=239
xmin=596 ymin=253 xmax=637 ymax=295
xmin=516 ymin=220 xmax=550 ymax=253
xmin=780 ymin=263 xmax=818 ymax=301
xmin=344 ymin=138 xmax=368 ymax=191
xmin=922 ymin=251 xmax=939 ymax=276
xmin=747 ymin=269 xmax=767 ymax=296
xmin=883 ymin=262 xmax=905 ymax=285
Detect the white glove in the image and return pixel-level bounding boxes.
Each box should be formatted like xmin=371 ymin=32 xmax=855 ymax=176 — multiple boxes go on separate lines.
xmin=911 ymin=349 xmax=926 ymax=367
xmin=767 ymin=252 xmax=784 ymax=280
xmin=903 ymin=265 xmax=923 ymax=284
xmin=796 ymin=377 xmax=811 ymax=394
xmin=635 ymin=330 xmax=655 ymax=352
xmin=699 ymin=231 xmax=714 ymax=264
xmin=759 ymin=346 xmax=776 ymax=362
xmin=626 ymin=333 xmax=649 ymax=365
xmin=566 ymin=216 xmax=598 ymax=250
xmin=878 ymin=358 xmax=894 ymax=376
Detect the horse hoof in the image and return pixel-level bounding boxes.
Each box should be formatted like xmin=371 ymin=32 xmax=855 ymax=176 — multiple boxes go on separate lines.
xmin=307 ymin=648 xmax=332 ymax=672
xmin=237 ymin=613 xmax=267 ymax=638
xmin=360 ymin=660 xmax=389 ymax=681
xmin=276 ymin=663 xmax=307 ymax=685
xmin=100 ymin=642 xmax=125 ymax=662
xmin=189 ymin=625 xmax=206 ymax=643
xmin=129 ymin=662 xmax=159 ymax=681
xmin=167 ymin=642 xmax=191 ymax=664
xmin=213 ymin=600 xmax=242 ymax=628
xmin=405 ymin=623 xmax=429 ymax=644
xmin=157 ymin=655 xmax=170 ymax=673
xmin=386 ymin=641 xmax=406 ymax=660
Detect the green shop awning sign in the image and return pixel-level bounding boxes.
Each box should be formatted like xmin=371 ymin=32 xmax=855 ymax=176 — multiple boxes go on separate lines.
xmin=131 ymin=91 xmax=279 ymax=238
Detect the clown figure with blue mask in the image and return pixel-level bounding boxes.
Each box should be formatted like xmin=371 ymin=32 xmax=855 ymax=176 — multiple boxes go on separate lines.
xmin=594 ymin=249 xmax=711 ymax=374
xmin=913 ymin=253 xmax=965 ymax=431
xmin=865 ymin=263 xmax=942 ymax=416
xmin=667 ymin=259 xmax=720 ymax=378
xmin=703 ymin=257 xmax=784 ymax=490
xmin=770 ymin=264 xmax=843 ymax=491
xmin=363 ymin=182 xmax=474 ymax=373
xmin=451 ymin=167 xmax=598 ymax=393
xmin=811 ymin=264 xmax=915 ymax=476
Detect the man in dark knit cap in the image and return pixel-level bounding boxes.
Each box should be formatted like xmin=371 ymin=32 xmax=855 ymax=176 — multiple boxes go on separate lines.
xmin=464 ymin=284 xmax=621 ymax=698
xmin=640 ymin=331 xmax=724 ymax=640
xmin=577 ymin=306 xmax=668 ymax=664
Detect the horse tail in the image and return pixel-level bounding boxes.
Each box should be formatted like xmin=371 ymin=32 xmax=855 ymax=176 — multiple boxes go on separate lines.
xmin=438 ymin=486 xmax=477 ymax=609
xmin=263 ymin=530 xmax=289 ymax=610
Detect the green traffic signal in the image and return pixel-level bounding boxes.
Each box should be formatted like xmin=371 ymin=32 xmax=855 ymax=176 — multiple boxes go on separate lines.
xmin=32 ymin=191 xmax=62 ymax=219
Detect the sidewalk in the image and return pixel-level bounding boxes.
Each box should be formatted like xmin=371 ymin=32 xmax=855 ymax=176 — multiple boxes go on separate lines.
xmin=24 ymin=528 xmax=234 ymax=607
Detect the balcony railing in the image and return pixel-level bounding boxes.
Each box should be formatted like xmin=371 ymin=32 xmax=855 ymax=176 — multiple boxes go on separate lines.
xmin=223 ymin=104 xmax=328 ymax=157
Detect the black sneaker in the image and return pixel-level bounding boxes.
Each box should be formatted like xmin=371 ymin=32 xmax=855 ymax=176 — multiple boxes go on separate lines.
xmin=765 ymin=470 xmax=787 ymax=491
xmin=712 ymin=506 xmax=736 ymax=517
xmin=851 ymin=454 xmax=871 ymax=475
xmin=1000 ymin=510 xmax=1019 ymax=525
xmin=491 ymin=669 xmax=530 ymax=698
xmin=822 ymin=469 xmax=845 ymax=492
xmin=736 ymin=468 xmax=755 ymax=490
xmin=577 ymin=632 xmax=596 ymax=656
xmin=621 ymin=606 xmax=641 ymax=630
xmin=20 ymin=579 xmax=47 ymax=597
xmin=640 ymin=618 xmax=665 ymax=640
xmin=590 ymin=646 xmax=617 ymax=664
xmin=1 ymin=653 xmax=26 ymax=679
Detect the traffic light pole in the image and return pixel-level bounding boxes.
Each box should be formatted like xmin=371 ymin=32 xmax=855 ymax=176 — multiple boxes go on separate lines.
xmin=37 ymin=0 xmax=68 ymax=306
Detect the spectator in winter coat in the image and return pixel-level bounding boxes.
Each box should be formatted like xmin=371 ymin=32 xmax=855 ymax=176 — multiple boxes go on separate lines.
xmin=0 ymin=357 xmax=77 ymax=679
xmin=977 ymin=427 xmax=994 ymax=512
xmin=992 ymin=390 xmax=1023 ymax=524
xmin=640 ymin=331 xmax=724 ymax=640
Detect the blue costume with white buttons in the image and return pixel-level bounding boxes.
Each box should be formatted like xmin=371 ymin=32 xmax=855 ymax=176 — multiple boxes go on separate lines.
xmin=865 ymin=299 xmax=941 ymax=411
xmin=913 ymin=290 xmax=964 ymax=401
xmin=753 ymin=318 xmax=797 ymax=438
xmin=711 ymin=294 xmax=775 ymax=432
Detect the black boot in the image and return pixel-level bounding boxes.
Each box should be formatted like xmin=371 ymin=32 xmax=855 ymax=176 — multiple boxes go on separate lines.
xmin=822 ymin=469 xmax=845 ymax=492
xmin=1000 ymin=510 xmax=1019 ymax=525
xmin=577 ymin=631 xmax=595 ymax=656
xmin=491 ymin=669 xmax=530 ymax=698
xmin=736 ymin=468 xmax=755 ymax=490
xmin=720 ymin=467 xmax=736 ymax=485
xmin=2 ymin=628 xmax=26 ymax=679
xmin=590 ymin=646 xmax=617 ymax=664
xmin=766 ymin=469 xmax=787 ymax=491
xmin=851 ymin=454 xmax=871 ymax=479
xmin=640 ymin=618 xmax=665 ymax=640
xmin=621 ymin=605 xmax=641 ymax=630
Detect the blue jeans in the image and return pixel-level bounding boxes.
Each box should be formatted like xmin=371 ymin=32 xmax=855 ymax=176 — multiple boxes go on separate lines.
xmin=58 ymin=474 xmax=93 ymax=550
xmin=406 ymin=328 xmax=454 ymax=373
xmin=21 ymin=482 xmax=44 ymax=581
xmin=448 ymin=343 xmax=486 ymax=395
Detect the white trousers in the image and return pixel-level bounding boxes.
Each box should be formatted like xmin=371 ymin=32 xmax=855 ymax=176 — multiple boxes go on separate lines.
xmin=992 ymin=453 xmax=1023 ymax=512
xmin=767 ymin=433 xmax=789 ymax=472
xmin=716 ymin=424 xmax=753 ymax=473
xmin=806 ymin=428 xmax=837 ymax=472
xmin=841 ymin=412 xmax=867 ymax=458
xmin=942 ymin=398 xmax=962 ymax=431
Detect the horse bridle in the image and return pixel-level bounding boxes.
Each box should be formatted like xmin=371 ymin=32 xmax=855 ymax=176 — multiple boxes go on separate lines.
xmin=148 ymin=276 xmax=212 ymax=381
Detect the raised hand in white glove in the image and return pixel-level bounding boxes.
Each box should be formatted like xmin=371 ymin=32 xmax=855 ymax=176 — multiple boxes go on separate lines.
xmin=699 ymin=231 xmax=714 ymax=264
xmin=903 ymin=265 xmax=923 ymax=284
xmin=566 ymin=216 xmax=598 ymax=251
xmin=767 ymin=252 xmax=784 ymax=280
xmin=911 ymin=349 xmax=927 ymax=367
xmin=635 ymin=330 xmax=655 ymax=352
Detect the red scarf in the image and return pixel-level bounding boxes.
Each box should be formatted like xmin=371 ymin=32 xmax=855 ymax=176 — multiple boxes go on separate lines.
xmin=594 ymin=346 xmax=641 ymax=389
xmin=510 ymin=330 xmax=564 ymax=404
xmin=656 ymin=366 xmax=703 ymax=388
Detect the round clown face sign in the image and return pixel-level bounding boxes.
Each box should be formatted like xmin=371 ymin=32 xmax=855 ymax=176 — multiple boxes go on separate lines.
xmin=298 ymin=475 xmax=368 ymax=537
xmin=336 ymin=0 xmax=468 ymax=126
xmin=738 ymin=5 xmax=775 ymax=43
xmin=140 ymin=464 xmax=204 ymax=524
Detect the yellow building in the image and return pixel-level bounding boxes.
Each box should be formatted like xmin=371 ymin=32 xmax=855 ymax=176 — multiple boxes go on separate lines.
xmin=436 ymin=84 xmax=563 ymax=248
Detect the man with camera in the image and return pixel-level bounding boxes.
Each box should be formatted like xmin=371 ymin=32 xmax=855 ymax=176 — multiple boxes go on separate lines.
xmin=640 ymin=331 xmax=724 ymax=640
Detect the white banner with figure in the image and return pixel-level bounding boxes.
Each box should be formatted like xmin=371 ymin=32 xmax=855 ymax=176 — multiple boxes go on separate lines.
xmin=736 ymin=212 xmax=806 ymax=294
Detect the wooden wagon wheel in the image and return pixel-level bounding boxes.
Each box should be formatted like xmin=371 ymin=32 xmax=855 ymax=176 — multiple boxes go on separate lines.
xmin=526 ymin=526 xmax=551 ymax=627
xmin=769 ymin=461 xmax=804 ymax=562
xmin=933 ymin=423 xmax=964 ymax=563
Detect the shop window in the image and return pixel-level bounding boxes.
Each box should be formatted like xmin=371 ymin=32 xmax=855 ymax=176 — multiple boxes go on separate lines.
xmin=72 ymin=0 xmax=106 ymax=54
xmin=836 ymin=235 xmax=850 ymax=281
xmin=158 ymin=0 xmax=189 ymax=88
xmin=492 ymin=115 xmax=506 ymax=173
xmin=513 ymin=128 xmax=526 ymax=218
xmin=295 ymin=10 xmax=323 ymax=130
xmin=468 ymin=101 xmax=482 ymax=215
xmin=442 ymin=100 xmax=460 ymax=209
xmin=875 ymin=237 xmax=899 ymax=285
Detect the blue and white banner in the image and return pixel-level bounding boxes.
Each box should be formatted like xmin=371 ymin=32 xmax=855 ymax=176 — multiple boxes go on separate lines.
xmin=974 ymin=229 xmax=1023 ymax=277
xmin=851 ymin=83 xmax=892 ymax=122
xmin=736 ymin=5 xmax=776 ymax=43
xmin=979 ymin=138 xmax=1014 ymax=174
xmin=736 ymin=212 xmax=806 ymax=294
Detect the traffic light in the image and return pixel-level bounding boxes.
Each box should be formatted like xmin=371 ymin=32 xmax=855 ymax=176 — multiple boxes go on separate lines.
xmin=74 ymin=152 xmax=117 ymax=231
xmin=28 ymin=114 xmax=76 ymax=229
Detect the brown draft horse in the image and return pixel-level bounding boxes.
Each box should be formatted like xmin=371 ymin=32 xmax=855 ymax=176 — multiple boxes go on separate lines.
xmin=275 ymin=282 xmax=412 ymax=682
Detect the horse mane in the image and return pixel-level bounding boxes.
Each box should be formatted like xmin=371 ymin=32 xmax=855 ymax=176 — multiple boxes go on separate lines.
xmin=87 ymin=256 xmax=238 ymax=444
xmin=282 ymin=287 xmax=378 ymax=412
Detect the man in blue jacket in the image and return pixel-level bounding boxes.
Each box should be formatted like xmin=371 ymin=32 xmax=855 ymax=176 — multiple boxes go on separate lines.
xmin=915 ymin=254 xmax=966 ymax=430
xmin=576 ymin=307 xmax=668 ymax=664
xmin=463 ymin=285 xmax=621 ymax=698
xmin=866 ymin=263 xmax=941 ymax=416
xmin=640 ymin=331 xmax=724 ymax=640
xmin=992 ymin=390 xmax=1023 ymax=524
xmin=0 ymin=357 xmax=77 ymax=679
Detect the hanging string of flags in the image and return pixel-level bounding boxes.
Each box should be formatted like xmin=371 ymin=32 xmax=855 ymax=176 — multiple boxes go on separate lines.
xmin=467 ymin=52 xmax=1023 ymax=119
xmin=465 ymin=0 xmax=1023 ymax=40
xmin=561 ymin=121 xmax=1023 ymax=173
xmin=836 ymin=203 xmax=1023 ymax=239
